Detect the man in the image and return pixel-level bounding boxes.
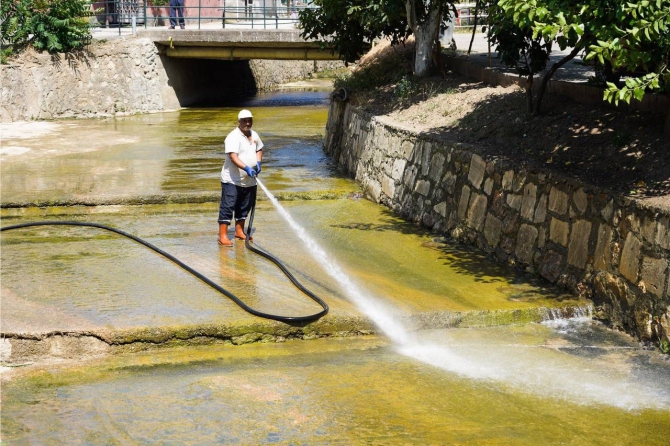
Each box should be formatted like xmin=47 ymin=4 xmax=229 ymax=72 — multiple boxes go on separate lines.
xmin=169 ymin=0 xmax=185 ymax=29
xmin=218 ymin=109 xmax=263 ymax=247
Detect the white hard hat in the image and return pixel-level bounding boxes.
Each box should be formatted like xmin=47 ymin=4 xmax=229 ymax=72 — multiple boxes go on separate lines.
xmin=238 ymin=109 xmax=253 ymax=119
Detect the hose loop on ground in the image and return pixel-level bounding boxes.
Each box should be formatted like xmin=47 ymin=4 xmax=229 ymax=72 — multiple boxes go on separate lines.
xmin=1 ymin=220 xmax=328 ymax=325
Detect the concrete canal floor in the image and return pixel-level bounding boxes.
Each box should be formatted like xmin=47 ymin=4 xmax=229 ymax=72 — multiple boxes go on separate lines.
xmin=1 ymin=96 xmax=585 ymax=361
xmin=2 ymin=92 xmax=669 ymax=443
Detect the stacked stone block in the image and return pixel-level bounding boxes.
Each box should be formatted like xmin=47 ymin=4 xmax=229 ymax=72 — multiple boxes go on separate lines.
xmin=324 ymin=104 xmax=670 ymax=347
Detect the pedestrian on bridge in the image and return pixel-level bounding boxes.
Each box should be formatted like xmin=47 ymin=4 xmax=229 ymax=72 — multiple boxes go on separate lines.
xmin=218 ymin=109 xmax=264 ymax=247
xmin=169 ymin=0 xmax=185 ymax=29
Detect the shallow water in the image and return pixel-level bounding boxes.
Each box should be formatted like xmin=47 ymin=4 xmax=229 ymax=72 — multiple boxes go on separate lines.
xmin=2 ymin=91 xmax=669 ymax=443
xmin=0 ymin=99 xmax=352 ymax=204
xmin=2 ymin=325 xmax=670 ymax=445
xmin=0 ymin=198 xmax=582 ymax=332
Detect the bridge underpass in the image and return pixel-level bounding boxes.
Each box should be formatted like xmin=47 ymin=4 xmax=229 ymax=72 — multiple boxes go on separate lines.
xmin=138 ymin=29 xmax=340 ymax=61
xmin=136 ymin=29 xmax=341 ymax=106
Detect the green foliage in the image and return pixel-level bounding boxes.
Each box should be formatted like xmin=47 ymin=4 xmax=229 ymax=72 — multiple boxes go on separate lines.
xmin=299 ymin=0 xmax=454 ymax=75
xmin=484 ymin=0 xmax=592 ymax=114
xmin=585 ymin=0 xmax=670 ymax=105
xmin=661 ymin=339 xmax=669 ymax=355
xmin=299 ymin=0 xmax=411 ymax=63
xmin=1 ymin=0 xmax=93 ymax=61
xmin=488 ymin=0 xmax=669 ymax=108
xmin=394 ymin=75 xmax=415 ymax=99
xmin=485 ymin=1 xmax=552 ymax=77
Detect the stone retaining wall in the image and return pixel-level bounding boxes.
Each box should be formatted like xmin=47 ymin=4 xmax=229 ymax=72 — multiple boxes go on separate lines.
xmin=324 ymin=101 xmax=670 ymax=347
xmin=1 ymin=38 xmax=175 ymax=121
xmin=0 ymin=37 xmax=343 ymax=122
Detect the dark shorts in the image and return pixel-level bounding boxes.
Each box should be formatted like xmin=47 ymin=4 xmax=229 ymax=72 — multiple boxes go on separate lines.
xmin=218 ymin=182 xmax=257 ymax=224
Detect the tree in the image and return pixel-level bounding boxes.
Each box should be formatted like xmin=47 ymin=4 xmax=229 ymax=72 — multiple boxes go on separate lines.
xmin=299 ymin=0 xmax=454 ymax=77
xmin=405 ymin=0 xmax=450 ymax=77
xmin=488 ymin=0 xmax=669 ymax=130
xmin=585 ymin=1 xmax=669 ymax=111
xmin=1 ymin=0 xmax=93 ymax=62
xmin=488 ymin=0 xmax=601 ymax=116
xmin=485 ymin=1 xmax=552 ymax=114
xmin=299 ymin=0 xmax=410 ymax=65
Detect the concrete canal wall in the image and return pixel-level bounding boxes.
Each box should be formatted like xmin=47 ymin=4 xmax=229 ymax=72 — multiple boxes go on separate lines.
xmin=324 ymin=100 xmax=670 ymax=347
xmin=0 ymin=37 xmax=342 ymax=122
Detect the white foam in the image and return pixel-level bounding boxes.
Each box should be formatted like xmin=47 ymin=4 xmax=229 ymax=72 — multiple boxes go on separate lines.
xmin=399 ymin=327 xmax=670 ymax=411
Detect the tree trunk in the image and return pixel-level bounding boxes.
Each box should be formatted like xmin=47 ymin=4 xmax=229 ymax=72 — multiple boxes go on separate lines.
xmin=467 ymin=0 xmax=480 ymax=59
xmin=406 ymin=0 xmax=442 ymax=77
xmin=533 ymin=44 xmax=582 ymax=116
xmin=665 ymin=104 xmax=670 ymax=136
xmin=526 ymin=74 xmax=534 ymax=115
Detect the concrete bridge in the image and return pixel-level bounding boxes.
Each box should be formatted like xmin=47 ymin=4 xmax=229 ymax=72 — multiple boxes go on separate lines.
xmin=137 ymin=29 xmax=339 ymax=61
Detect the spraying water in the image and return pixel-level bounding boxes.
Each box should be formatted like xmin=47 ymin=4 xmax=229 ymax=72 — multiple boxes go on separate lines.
xmin=256 ymin=180 xmax=410 ymax=345
xmin=256 ymin=179 xmax=670 ymax=410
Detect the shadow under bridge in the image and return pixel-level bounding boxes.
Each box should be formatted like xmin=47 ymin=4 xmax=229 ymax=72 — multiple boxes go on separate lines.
xmin=138 ymin=29 xmax=339 ymax=60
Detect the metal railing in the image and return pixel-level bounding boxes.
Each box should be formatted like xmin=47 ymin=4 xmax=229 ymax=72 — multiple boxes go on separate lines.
xmin=89 ymin=1 xmax=484 ymax=37
xmin=90 ymin=0 xmax=316 ymax=36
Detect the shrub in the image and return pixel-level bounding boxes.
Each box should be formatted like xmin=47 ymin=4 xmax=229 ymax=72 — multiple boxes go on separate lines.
xmin=1 ymin=0 xmax=93 ymax=62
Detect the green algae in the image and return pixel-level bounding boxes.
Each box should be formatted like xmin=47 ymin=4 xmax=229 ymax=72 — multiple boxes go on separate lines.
xmin=2 ymin=334 xmax=669 ymax=444
xmin=3 ymin=94 xmax=669 ymax=444
xmin=253 ymin=198 xmax=584 ymax=313
xmin=2 ymin=199 xmax=585 ymax=343
xmin=1 ymin=193 xmax=590 ymax=359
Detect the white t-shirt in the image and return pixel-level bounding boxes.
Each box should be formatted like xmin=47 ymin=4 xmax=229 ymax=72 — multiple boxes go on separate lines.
xmin=221 ymin=128 xmax=263 ymax=187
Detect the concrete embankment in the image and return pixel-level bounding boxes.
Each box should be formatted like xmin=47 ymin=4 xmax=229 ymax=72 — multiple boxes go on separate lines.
xmin=0 ymin=37 xmax=342 ymax=122
xmin=324 ymin=98 xmax=670 ymax=348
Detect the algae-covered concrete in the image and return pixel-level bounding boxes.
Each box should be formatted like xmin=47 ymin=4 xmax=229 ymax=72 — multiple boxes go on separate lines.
xmin=1 ymin=101 xmax=587 ymax=365
xmin=3 ymin=328 xmax=670 ymax=443
xmin=1 ymin=200 xmax=584 ymax=363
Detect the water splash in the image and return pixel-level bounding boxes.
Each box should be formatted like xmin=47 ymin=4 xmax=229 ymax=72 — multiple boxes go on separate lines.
xmin=257 ymin=180 xmax=670 ymax=411
xmin=541 ymin=305 xmax=594 ymax=331
xmin=397 ymin=324 xmax=670 ymax=411
xmin=257 ymin=180 xmax=410 ymax=345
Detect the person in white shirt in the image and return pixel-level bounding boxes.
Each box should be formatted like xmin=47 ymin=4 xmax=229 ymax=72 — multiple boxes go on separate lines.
xmin=218 ymin=109 xmax=263 ymax=247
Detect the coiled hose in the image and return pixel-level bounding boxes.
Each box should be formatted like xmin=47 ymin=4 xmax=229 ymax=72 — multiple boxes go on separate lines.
xmin=0 ymin=212 xmax=329 ymax=324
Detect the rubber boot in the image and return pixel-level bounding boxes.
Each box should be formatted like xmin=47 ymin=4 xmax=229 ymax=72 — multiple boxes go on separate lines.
xmin=234 ymin=220 xmax=251 ymax=241
xmin=218 ymin=223 xmax=233 ymax=246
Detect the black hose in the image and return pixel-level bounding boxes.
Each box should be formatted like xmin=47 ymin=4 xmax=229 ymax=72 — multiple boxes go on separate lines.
xmin=244 ymin=203 xmax=329 ymax=320
xmin=0 ymin=220 xmax=328 ymax=324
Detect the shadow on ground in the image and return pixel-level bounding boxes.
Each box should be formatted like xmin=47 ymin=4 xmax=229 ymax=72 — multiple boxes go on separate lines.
xmin=350 ymin=45 xmax=669 ymax=198
xmin=331 ymin=208 xmax=572 ymax=301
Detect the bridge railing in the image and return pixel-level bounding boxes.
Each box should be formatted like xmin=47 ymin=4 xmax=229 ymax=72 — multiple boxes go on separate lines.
xmin=90 ymin=1 xmax=316 ymax=36
xmin=89 ymin=1 xmax=485 ymax=37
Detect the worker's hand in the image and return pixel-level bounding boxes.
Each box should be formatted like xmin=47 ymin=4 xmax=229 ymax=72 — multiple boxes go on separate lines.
xmin=255 ymin=162 xmax=262 ymax=175
xmin=243 ymin=166 xmax=257 ymax=178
